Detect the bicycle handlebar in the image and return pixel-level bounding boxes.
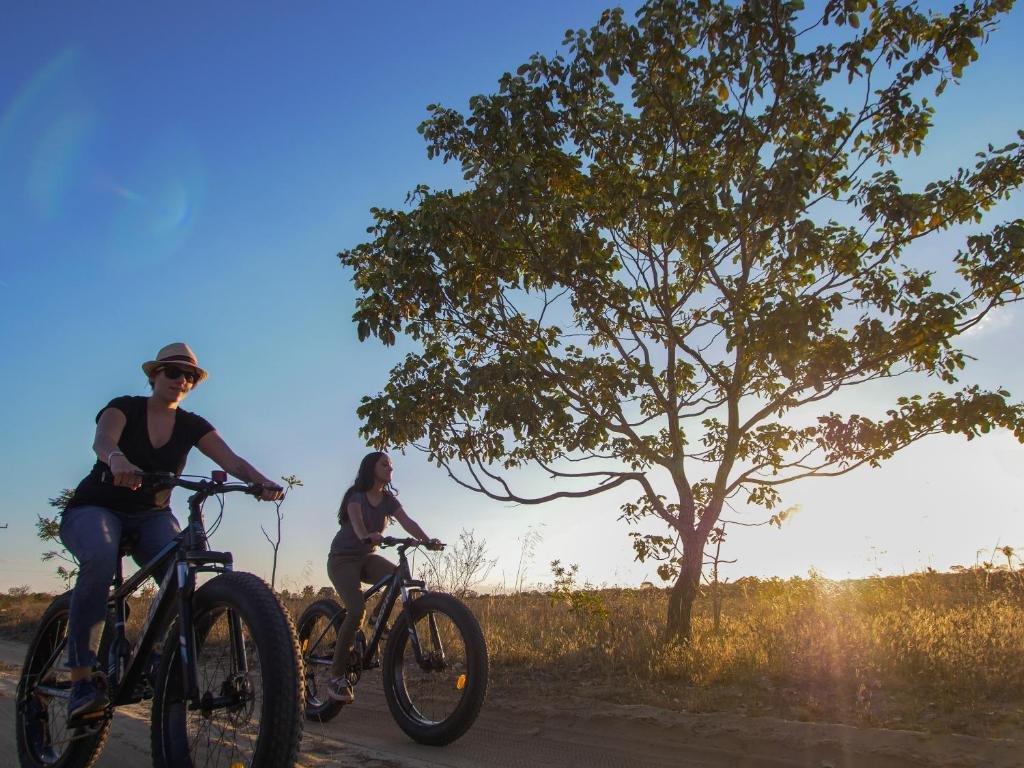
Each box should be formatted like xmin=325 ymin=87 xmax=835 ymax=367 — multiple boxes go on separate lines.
xmin=104 ymin=470 xmax=267 ymax=499
xmin=375 ymin=536 xmax=445 ymax=552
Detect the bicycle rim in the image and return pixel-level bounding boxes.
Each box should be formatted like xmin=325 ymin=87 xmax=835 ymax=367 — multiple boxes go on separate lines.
xmin=16 ymin=595 xmax=111 ymax=768
xmin=391 ymin=605 xmax=472 ymax=726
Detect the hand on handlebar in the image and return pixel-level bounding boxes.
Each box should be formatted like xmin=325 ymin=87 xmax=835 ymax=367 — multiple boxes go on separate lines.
xmin=256 ymin=482 xmax=284 ymax=502
xmin=363 ymin=532 xmax=384 ymax=545
xmin=109 ymin=455 xmax=144 ymax=491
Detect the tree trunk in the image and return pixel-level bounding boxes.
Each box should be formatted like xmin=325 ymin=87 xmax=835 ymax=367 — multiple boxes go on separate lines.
xmin=665 ymin=538 xmax=703 ymax=642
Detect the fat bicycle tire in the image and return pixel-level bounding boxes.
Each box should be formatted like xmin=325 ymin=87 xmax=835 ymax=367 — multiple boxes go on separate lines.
xmin=382 ymin=591 xmax=487 ymax=745
xmin=296 ymin=598 xmax=347 ymax=723
xmin=150 ymin=571 xmax=304 ymax=768
xmin=15 ymin=592 xmax=112 ymax=768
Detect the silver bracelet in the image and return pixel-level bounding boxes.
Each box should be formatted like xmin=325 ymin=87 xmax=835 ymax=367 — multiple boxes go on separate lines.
xmin=107 ymin=450 xmax=125 ymax=465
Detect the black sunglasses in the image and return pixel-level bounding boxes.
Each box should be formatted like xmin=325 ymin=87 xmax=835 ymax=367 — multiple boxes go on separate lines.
xmin=159 ymin=365 xmax=199 ymax=384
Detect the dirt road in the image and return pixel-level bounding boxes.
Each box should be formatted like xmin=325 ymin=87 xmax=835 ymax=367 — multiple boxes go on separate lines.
xmin=1 ymin=639 xmax=1019 ymax=768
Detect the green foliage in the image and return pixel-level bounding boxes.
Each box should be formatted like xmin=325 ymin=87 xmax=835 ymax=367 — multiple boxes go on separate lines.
xmin=37 ymin=489 xmax=78 ymax=588
xmin=280 ymin=474 xmax=303 ymax=491
xmin=549 ymin=559 xmax=611 ymax=630
xmin=48 ymin=489 xmax=74 ymax=512
xmin=340 ymin=0 xmax=1024 ymax=639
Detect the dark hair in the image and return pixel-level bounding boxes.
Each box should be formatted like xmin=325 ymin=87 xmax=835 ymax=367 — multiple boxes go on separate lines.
xmin=337 ymin=451 xmax=398 ymax=525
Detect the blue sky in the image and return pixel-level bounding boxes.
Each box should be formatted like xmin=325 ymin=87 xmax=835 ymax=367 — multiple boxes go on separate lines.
xmin=2 ymin=2 xmax=1022 ymax=593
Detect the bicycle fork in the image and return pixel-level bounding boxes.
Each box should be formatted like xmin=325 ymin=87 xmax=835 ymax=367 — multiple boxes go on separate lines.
xmin=175 ymin=559 xmax=200 ymax=700
xmin=400 ymin=589 xmax=447 ymax=671
xmin=175 ymin=554 xmax=249 ymax=713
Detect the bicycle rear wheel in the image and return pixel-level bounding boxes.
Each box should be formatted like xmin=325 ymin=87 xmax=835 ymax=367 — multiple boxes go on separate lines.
xmin=150 ymin=571 xmax=303 ymax=768
xmin=15 ymin=592 xmax=112 ymax=768
xmin=295 ymin=598 xmax=347 ymax=723
xmin=382 ymin=592 xmax=487 ymax=745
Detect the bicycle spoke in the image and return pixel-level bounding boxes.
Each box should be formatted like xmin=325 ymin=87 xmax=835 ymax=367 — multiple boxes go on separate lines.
xmin=302 ymin=612 xmax=338 ymax=709
xmin=181 ymin=609 xmax=263 ymax=768
xmin=17 ymin=596 xmax=113 ymax=766
xmin=398 ymin=608 xmax=469 ymax=725
xmin=29 ymin=618 xmax=74 ymax=759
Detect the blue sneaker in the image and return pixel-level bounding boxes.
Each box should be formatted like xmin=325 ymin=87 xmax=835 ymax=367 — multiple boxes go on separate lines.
xmin=67 ymin=676 xmax=109 ymax=721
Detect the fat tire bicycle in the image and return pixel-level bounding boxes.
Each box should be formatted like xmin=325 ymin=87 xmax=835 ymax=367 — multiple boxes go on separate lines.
xmin=296 ymin=536 xmax=487 ymax=746
xmin=15 ymin=471 xmax=304 ymax=768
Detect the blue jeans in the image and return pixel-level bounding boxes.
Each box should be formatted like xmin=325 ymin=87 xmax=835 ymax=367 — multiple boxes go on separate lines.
xmin=59 ymin=505 xmax=181 ymax=669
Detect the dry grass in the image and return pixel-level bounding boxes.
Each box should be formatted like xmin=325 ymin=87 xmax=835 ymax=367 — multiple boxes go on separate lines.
xmin=4 ymin=569 xmax=1022 ymax=737
xmin=460 ymin=570 xmax=1024 ymax=738
xmin=0 ymin=592 xmax=57 ymax=642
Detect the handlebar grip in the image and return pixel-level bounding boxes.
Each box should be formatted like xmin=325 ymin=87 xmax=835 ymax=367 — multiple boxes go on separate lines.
xmin=101 ymin=469 xmax=176 ymax=488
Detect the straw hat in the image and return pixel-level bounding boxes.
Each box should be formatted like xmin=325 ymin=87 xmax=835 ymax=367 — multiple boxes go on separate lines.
xmin=141 ymin=342 xmax=208 ymax=383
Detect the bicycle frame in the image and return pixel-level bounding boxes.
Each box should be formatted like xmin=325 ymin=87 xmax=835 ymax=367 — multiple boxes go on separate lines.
xmin=36 ymin=480 xmax=246 ymax=714
xmin=111 ymin=488 xmax=242 ymax=709
xmin=362 ymin=546 xmax=426 ymax=667
xmin=306 ymin=542 xmax=437 ymax=673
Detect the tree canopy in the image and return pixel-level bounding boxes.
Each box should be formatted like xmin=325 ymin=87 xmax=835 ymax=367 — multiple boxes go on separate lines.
xmin=340 ymin=0 xmax=1024 ymax=638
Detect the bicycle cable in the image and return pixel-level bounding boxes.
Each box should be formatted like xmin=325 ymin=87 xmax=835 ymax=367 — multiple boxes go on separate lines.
xmin=205 ymin=494 xmax=226 ymax=538
xmin=175 ymin=474 xmax=227 ymax=539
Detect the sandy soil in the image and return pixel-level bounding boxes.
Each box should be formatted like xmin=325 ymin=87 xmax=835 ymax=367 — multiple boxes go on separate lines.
xmin=1 ymin=638 xmax=1020 ymax=768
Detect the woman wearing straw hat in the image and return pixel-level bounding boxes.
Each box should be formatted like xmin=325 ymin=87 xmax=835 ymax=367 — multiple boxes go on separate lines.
xmin=58 ymin=342 xmax=284 ymax=721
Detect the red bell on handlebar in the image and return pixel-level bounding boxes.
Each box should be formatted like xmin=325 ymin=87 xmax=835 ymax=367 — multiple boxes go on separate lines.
xmin=211 ymin=470 xmax=228 ymax=483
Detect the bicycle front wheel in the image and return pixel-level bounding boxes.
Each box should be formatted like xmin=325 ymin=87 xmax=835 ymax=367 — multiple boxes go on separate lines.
xmin=15 ymin=592 xmax=112 ymax=768
xmin=382 ymin=592 xmax=488 ymax=745
xmin=150 ymin=571 xmax=303 ymax=768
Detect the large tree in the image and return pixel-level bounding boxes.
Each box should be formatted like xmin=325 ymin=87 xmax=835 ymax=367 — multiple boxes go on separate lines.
xmin=340 ymin=0 xmax=1024 ymax=640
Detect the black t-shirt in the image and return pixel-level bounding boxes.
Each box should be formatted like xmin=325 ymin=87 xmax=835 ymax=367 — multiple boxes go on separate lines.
xmin=66 ymin=396 xmax=215 ymax=515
